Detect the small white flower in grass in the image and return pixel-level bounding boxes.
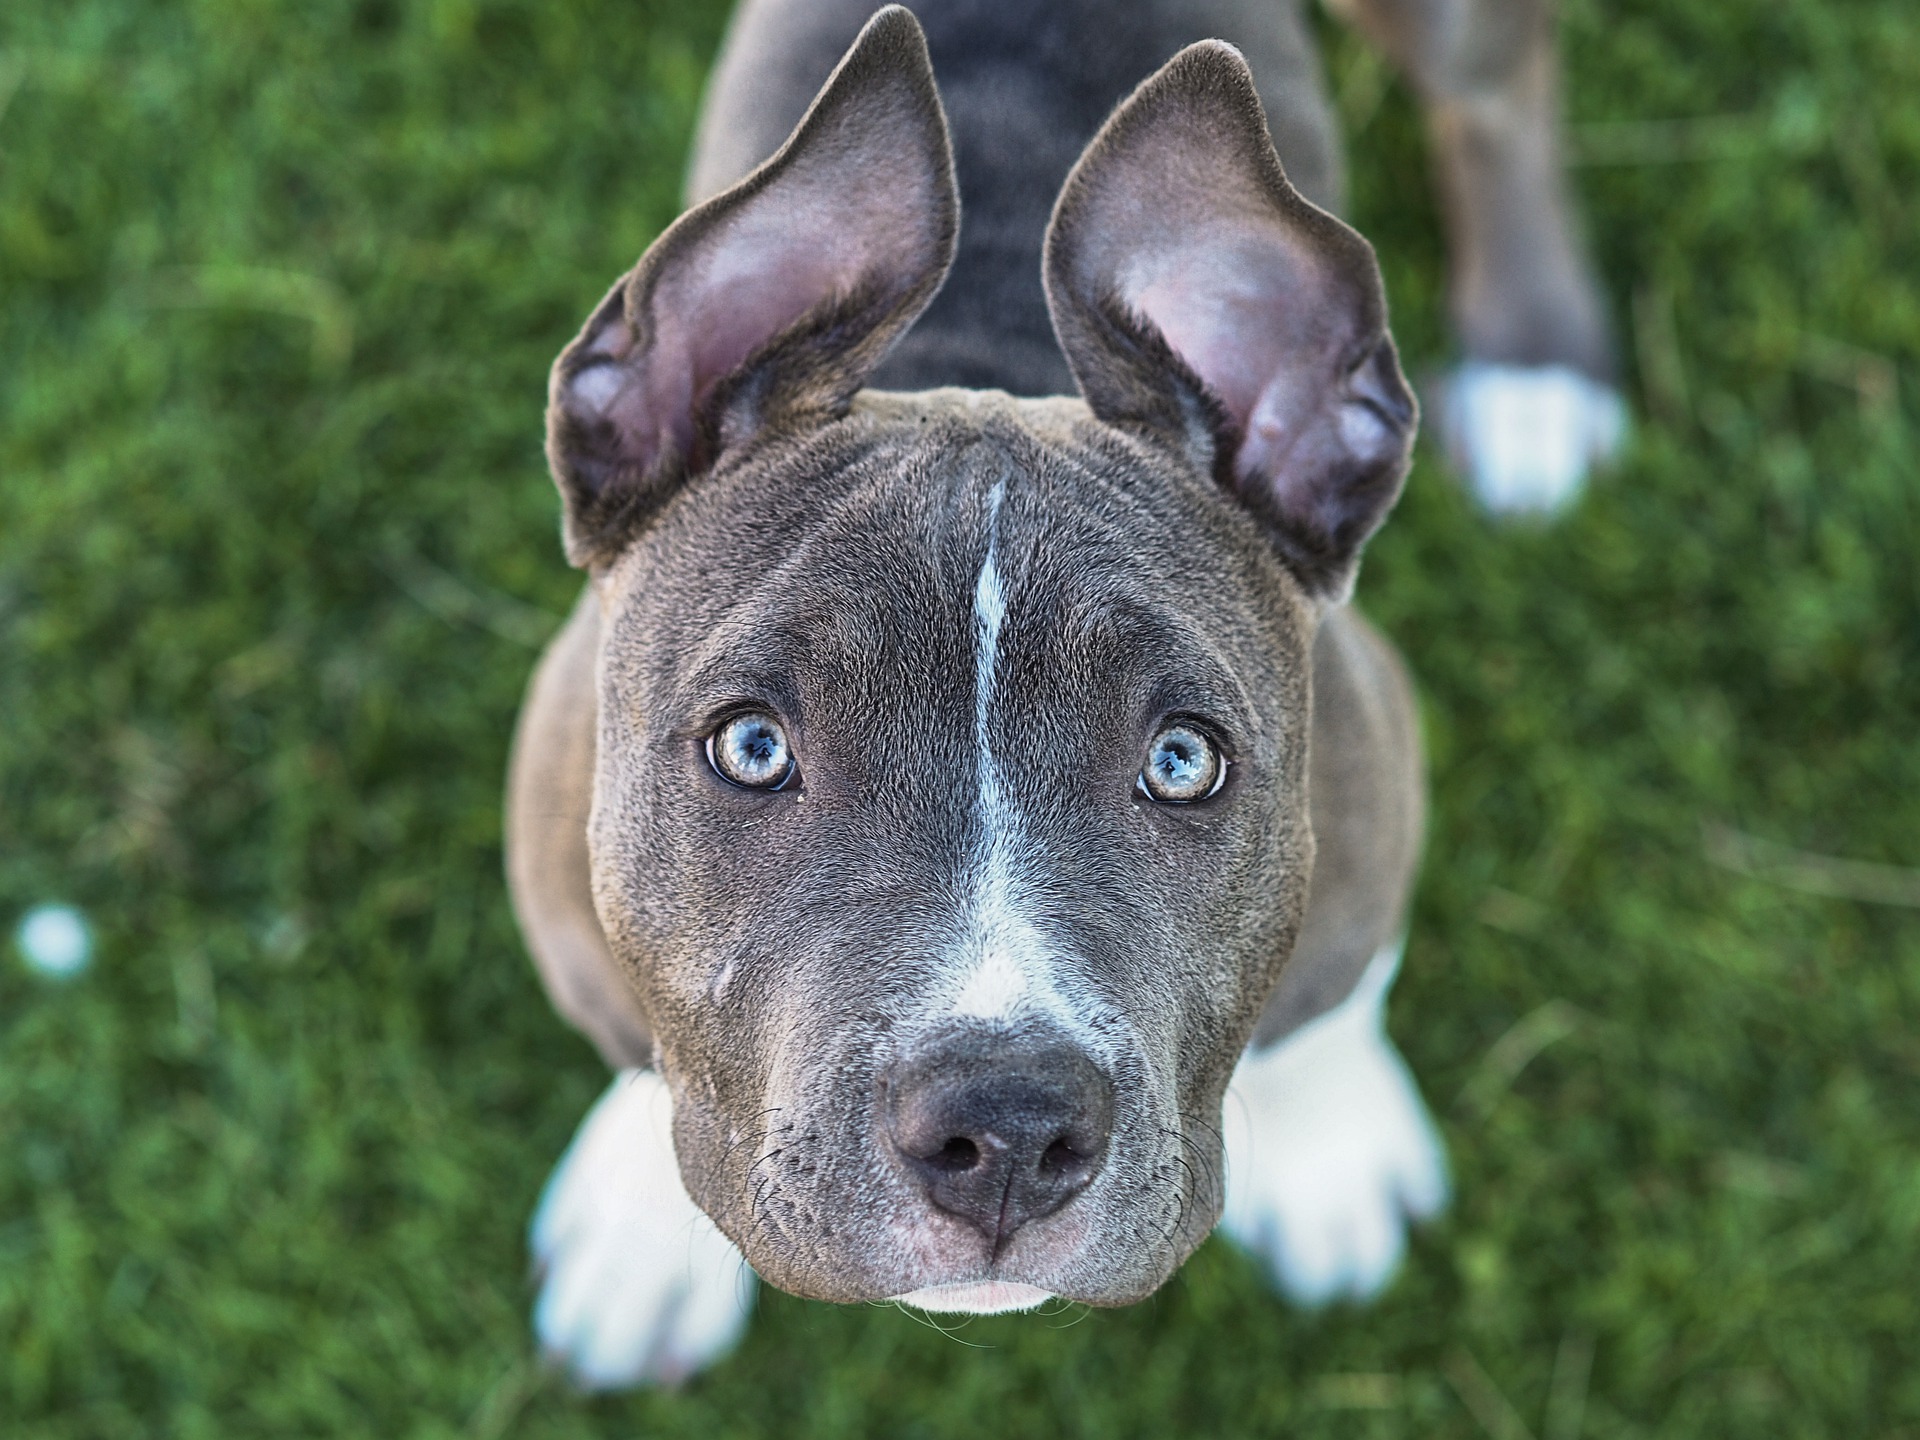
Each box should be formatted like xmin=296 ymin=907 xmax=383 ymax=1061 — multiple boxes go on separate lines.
xmin=16 ymin=904 xmax=93 ymax=979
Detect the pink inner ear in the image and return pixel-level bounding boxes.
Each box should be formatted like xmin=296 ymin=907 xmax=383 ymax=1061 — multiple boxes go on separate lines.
xmin=567 ymin=152 xmax=937 ymax=482
xmin=1131 ymin=249 xmax=1289 ymax=425
xmin=677 ymin=207 xmax=889 ymax=399
xmin=1122 ymin=228 xmax=1405 ymax=545
xmin=592 ymin=235 xmax=870 ymax=476
xmin=1127 ymin=232 xmax=1344 ymax=470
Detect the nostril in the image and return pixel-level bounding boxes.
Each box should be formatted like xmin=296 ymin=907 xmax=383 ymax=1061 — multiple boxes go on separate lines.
xmin=1039 ymin=1137 xmax=1086 ymax=1177
xmin=931 ymin=1136 xmax=981 ymax=1174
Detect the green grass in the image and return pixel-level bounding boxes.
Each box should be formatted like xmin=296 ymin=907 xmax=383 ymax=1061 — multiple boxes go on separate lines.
xmin=2 ymin=0 xmax=1916 ymax=1435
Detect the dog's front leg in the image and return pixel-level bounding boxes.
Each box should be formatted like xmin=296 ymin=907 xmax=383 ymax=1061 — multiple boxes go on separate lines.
xmin=1220 ymin=942 xmax=1448 ymax=1304
xmin=531 ymin=1071 xmax=756 ymax=1388
xmin=1330 ymin=0 xmax=1627 ymax=513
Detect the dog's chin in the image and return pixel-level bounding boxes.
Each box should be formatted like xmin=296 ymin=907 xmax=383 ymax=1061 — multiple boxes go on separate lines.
xmin=888 ymin=1281 xmax=1055 ymax=1315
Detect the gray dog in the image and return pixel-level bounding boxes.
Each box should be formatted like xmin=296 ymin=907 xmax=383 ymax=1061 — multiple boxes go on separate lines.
xmin=506 ymin=0 xmax=1615 ymax=1388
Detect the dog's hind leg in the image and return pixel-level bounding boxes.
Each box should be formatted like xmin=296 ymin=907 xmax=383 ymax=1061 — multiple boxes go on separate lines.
xmin=1328 ymin=0 xmax=1626 ymax=512
xmin=531 ymin=1070 xmax=757 ymax=1389
xmin=1220 ymin=939 xmax=1447 ymax=1303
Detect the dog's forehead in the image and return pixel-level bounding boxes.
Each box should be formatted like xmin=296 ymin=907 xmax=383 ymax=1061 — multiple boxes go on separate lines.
xmin=602 ymin=388 xmax=1306 ymax=719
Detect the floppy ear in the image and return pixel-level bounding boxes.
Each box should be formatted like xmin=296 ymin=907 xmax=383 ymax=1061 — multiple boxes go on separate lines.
xmin=1043 ymin=41 xmax=1416 ymax=601
xmin=547 ymin=6 xmax=958 ymax=568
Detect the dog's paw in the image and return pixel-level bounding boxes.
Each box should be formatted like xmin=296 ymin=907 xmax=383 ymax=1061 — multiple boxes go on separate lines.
xmin=1436 ymin=361 xmax=1627 ymax=516
xmin=1220 ymin=947 xmax=1447 ymax=1306
xmin=530 ymin=1070 xmax=756 ymax=1390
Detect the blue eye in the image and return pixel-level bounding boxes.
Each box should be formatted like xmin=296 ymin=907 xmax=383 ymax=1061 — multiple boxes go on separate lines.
xmin=707 ymin=713 xmax=796 ymax=790
xmin=1138 ymin=723 xmax=1223 ymax=803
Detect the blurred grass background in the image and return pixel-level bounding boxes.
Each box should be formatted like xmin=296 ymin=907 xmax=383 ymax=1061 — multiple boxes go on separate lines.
xmin=2 ymin=0 xmax=1916 ymax=1435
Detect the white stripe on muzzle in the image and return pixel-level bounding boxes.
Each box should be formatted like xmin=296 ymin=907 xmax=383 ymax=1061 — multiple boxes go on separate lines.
xmin=945 ymin=482 xmax=1073 ymax=1028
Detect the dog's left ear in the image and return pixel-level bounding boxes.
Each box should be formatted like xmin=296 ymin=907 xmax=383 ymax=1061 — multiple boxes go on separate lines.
xmin=1044 ymin=41 xmax=1416 ymax=601
xmin=547 ymin=6 xmax=957 ymax=568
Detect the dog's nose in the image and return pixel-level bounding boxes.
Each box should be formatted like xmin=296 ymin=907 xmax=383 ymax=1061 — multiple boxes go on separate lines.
xmin=883 ymin=1034 xmax=1114 ymax=1249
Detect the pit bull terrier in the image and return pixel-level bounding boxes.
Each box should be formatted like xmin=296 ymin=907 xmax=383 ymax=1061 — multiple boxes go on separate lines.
xmin=506 ymin=0 xmax=1612 ymax=1388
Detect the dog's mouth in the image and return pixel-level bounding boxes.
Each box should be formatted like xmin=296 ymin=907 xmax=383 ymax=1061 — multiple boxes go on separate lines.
xmin=888 ymin=1281 xmax=1055 ymax=1314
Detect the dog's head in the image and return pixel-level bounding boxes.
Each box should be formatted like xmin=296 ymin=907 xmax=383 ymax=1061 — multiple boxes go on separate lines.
xmin=542 ymin=8 xmax=1415 ymax=1308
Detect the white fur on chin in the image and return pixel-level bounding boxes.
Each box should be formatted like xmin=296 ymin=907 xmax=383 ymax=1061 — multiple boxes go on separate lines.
xmin=1220 ymin=941 xmax=1448 ymax=1306
xmin=530 ymin=1070 xmax=756 ymax=1390
xmin=890 ymin=1281 xmax=1056 ymax=1314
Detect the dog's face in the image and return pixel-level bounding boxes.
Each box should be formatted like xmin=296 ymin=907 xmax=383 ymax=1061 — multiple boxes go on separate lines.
xmin=589 ymin=394 xmax=1316 ymax=1302
xmin=544 ymin=10 xmax=1414 ymax=1306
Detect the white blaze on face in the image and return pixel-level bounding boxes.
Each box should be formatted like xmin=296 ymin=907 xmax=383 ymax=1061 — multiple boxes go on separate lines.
xmin=946 ymin=482 xmax=1066 ymax=1026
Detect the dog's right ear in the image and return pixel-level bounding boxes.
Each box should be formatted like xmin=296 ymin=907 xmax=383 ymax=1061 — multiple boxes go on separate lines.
xmin=546 ymin=6 xmax=957 ymax=568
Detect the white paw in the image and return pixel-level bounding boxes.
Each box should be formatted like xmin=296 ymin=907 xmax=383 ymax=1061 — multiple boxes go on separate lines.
xmin=1220 ymin=946 xmax=1447 ymax=1305
xmin=530 ymin=1070 xmax=756 ymax=1389
xmin=1438 ymin=362 xmax=1628 ymax=515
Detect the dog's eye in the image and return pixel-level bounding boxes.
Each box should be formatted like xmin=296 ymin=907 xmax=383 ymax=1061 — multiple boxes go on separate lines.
xmin=1137 ymin=723 xmax=1224 ymax=803
xmin=707 ymin=713 xmax=796 ymax=790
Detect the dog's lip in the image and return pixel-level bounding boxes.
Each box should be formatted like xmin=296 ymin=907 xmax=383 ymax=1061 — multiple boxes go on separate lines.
xmin=888 ymin=1281 xmax=1055 ymax=1314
